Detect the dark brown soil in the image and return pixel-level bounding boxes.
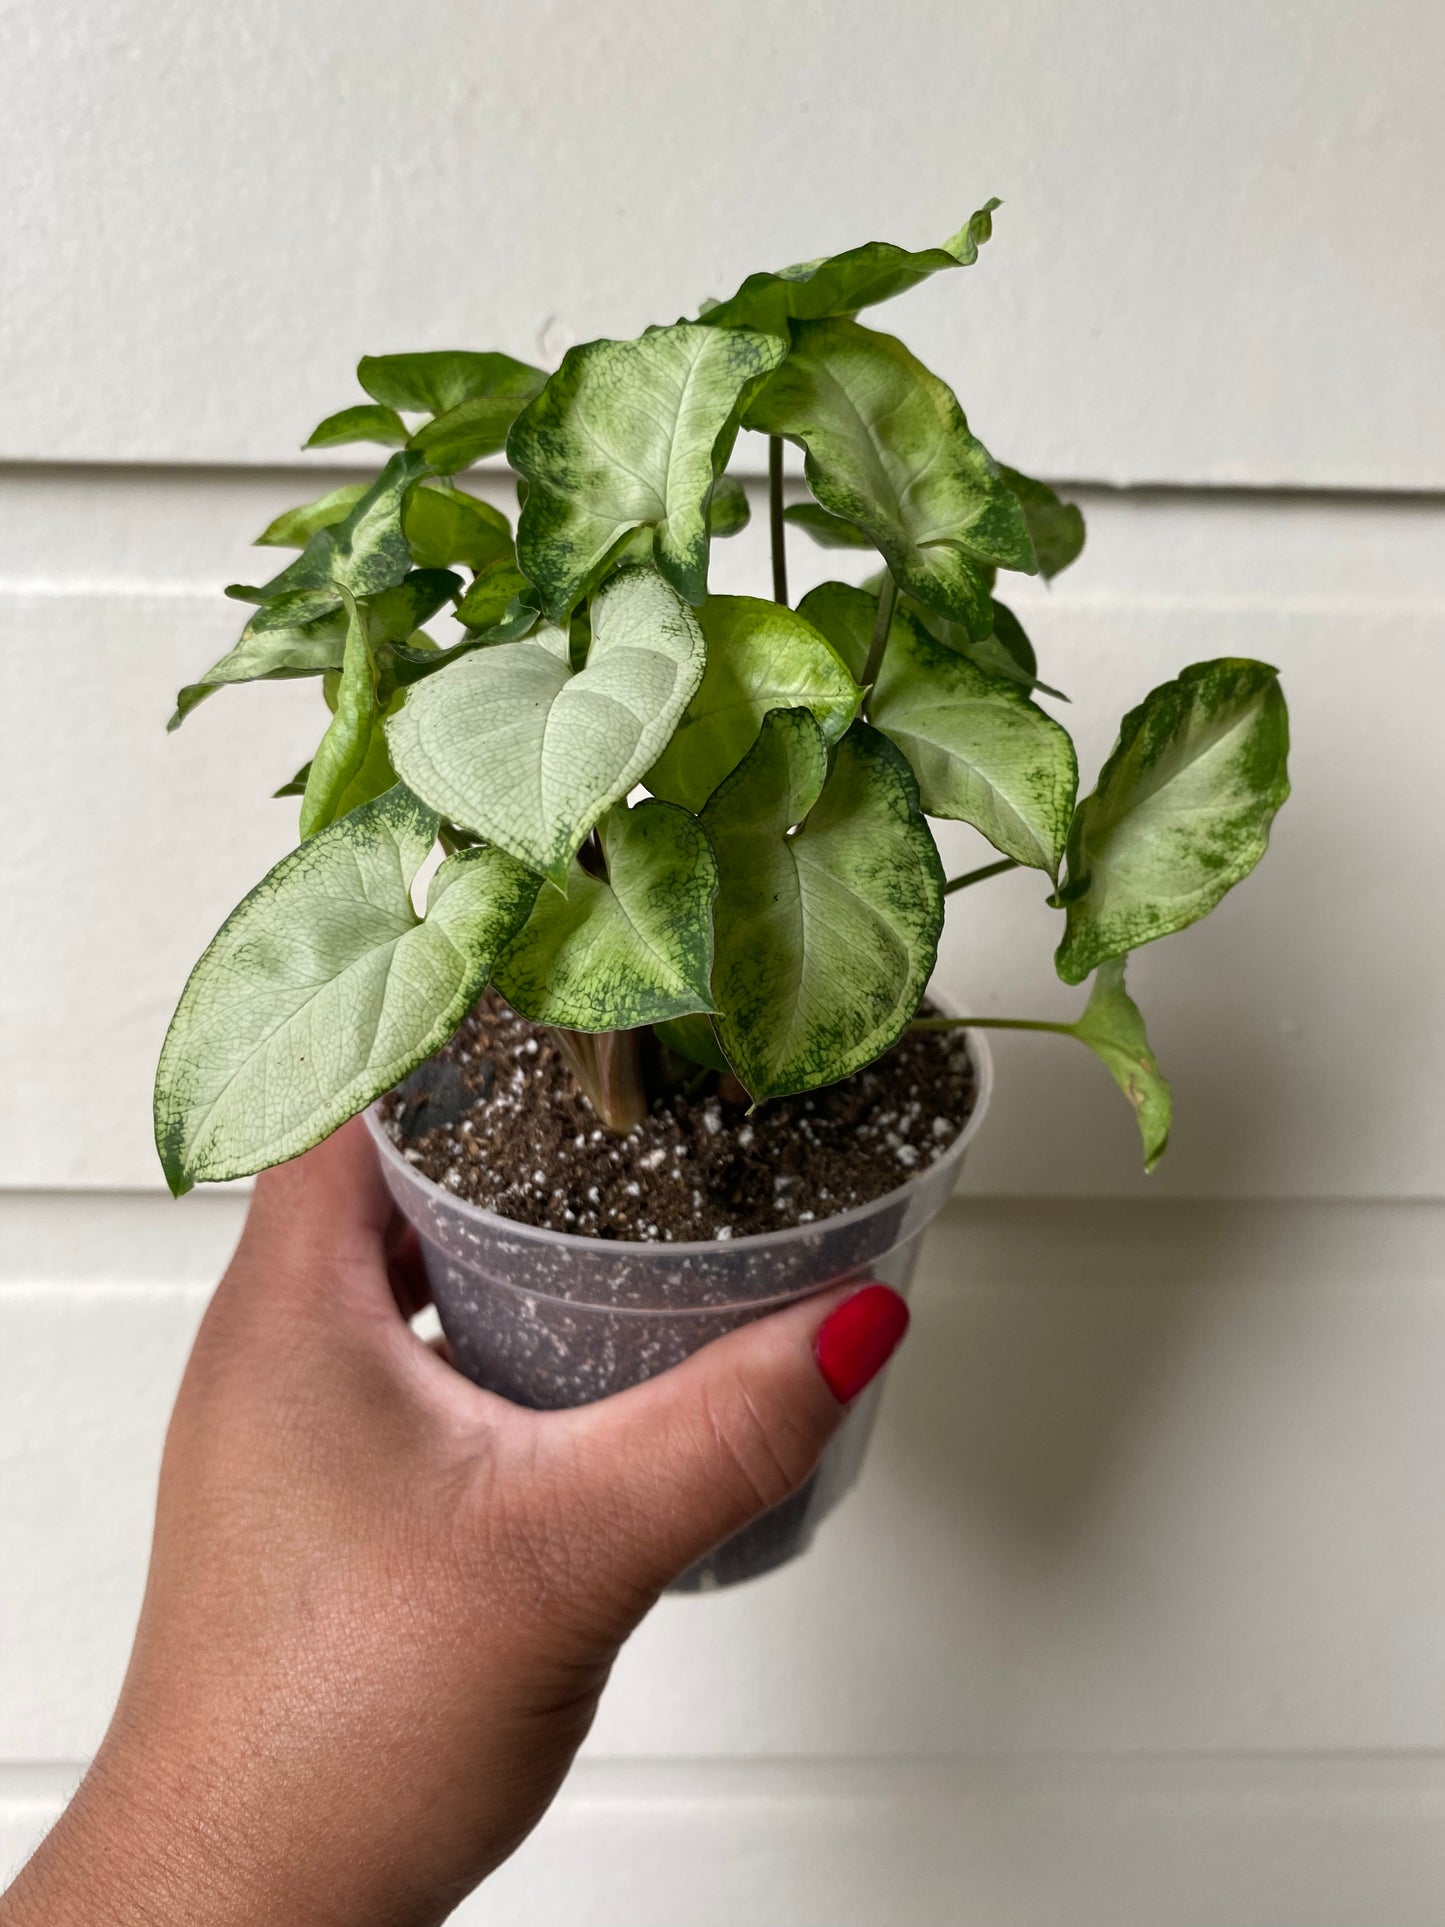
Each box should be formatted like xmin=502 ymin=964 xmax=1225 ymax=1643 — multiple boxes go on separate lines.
xmin=383 ymin=992 xmax=975 ymax=1242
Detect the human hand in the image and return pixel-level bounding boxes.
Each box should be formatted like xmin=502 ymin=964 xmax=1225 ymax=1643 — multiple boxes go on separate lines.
xmin=2 ymin=1118 xmax=909 ymax=1927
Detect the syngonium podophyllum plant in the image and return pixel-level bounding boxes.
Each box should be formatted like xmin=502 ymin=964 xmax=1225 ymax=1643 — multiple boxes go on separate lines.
xmin=154 ymin=203 xmax=1291 ymax=1197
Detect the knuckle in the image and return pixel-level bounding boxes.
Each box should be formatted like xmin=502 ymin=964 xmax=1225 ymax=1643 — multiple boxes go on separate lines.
xmin=700 ymin=1375 xmax=820 ymax=1518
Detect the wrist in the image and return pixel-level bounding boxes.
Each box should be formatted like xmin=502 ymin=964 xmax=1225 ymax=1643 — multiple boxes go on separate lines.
xmin=2 ymin=1740 xmax=279 ymax=1927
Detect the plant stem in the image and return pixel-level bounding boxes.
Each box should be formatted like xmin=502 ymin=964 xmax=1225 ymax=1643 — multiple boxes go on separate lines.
xmin=942 ymin=857 xmax=1019 ymax=895
xmin=910 ymin=1015 xmax=1073 ymax=1035
xmin=768 ymin=436 xmax=788 ymax=605
xmin=860 ymin=572 xmax=899 ymax=692
xmin=547 ymin=1026 xmax=648 ymax=1133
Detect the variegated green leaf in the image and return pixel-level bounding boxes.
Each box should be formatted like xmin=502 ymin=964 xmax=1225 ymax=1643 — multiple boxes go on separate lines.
xmin=403 ymin=481 xmax=513 ymax=571
xmin=359 ymin=349 xmax=546 ymax=418
xmin=256 ymin=484 xmax=369 ymax=550
xmin=702 ymin=712 xmax=943 ymax=1100
xmin=508 ymin=321 xmax=788 ymax=618
xmin=304 ymin=403 xmax=408 ymax=450
xmin=1056 ymin=659 xmax=1291 ymax=985
xmin=799 ymin=583 xmax=1075 ymax=872
xmin=783 ymin=501 xmax=876 ymax=549
xmin=1068 ymin=960 xmax=1172 ymax=1170
xmin=494 ymin=801 xmax=717 ymax=1029
xmin=1000 ymin=465 xmax=1086 ymax=581
xmin=647 ymin=595 xmax=860 ymax=812
xmin=229 ymin=451 xmax=428 ymax=605
xmin=744 ymin=319 xmax=1035 ymax=638
xmin=698 ymin=201 xmax=999 ymax=335
xmin=168 ymin=568 xmax=460 ymax=729
xmin=388 ymin=565 xmax=706 ymax=887
xmin=153 ymin=785 xmax=541 ymax=1193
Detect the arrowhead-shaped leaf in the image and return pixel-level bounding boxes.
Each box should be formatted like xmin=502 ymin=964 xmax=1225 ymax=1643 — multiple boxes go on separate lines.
xmin=387 ymin=565 xmax=706 ymax=887
xmin=1067 ymin=960 xmax=1172 ymax=1170
xmin=256 ymin=484 xmax=370 ymax=549
xmin=508 ymin=321 xmax=788 ymax=617
xmin=402 ymin=481 xmax=514 ymax=571
xmin=701 ymin=712 xmax=944 ymax=1100
xmin=153 ymin=785 xmax=541 ymax=1192
xmin=698 ymin=201 xmax=1000 ymax=335
xmin=999 ymin=465 xmax=1086 ymax=581
xmin=304 ymin=403 xmax=408 ymax=450
xmin=169 ymin=568 xmax=460 ymax=728
xmin=647 ymin=595 xmax=860 ymax=812
xmin=359 ymin=349 xmax=546 ymax=418
xmin=1056 ymin=658 xmax=1291 ymax=985
xmin=744 ymin=319 xmax=1035 ymax=638
xmin=494 ymin=801 xmax=717 ymax=1029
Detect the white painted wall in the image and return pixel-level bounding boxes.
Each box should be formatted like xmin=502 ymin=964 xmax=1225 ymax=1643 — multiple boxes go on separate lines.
xmin=2 ymin=2 xmax=1441 ymax=1920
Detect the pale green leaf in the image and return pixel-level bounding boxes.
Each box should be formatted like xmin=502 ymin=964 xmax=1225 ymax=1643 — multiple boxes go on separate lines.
xmin=1000 ymin=465 xmax=1086 ymax=581
xmin=388 ymin=565 xmax=706 ymax=887
xmin=494 ymin=801 xmax=717 ymax=1029
xmin=255 ymin=484 xmax=369 ymax=549
xmin=153 ymin=785 xmax=541 ymax=1192
xmin=508 ymin=321 xmax=788 ymax=617
xmin=701 ymin=712 xmax=943 ymax=1100
xmin=706 ymin=473 xmax=751 ymax=537
xmin=304 ymin=403 xmax=408 ymax=450
xmin=647 ymin=594 xmax=860 ymax=812
xmin=168 ymin=567 xmax=460 ymax=729
xmin=698 ymin=201 xmax=1000 ymax=334
xmin=1067 ymin=959 xmax=1172 ymax=1170
xmin=299 ymin=588 xmax=380 ymax=838
xmin=403 ymin=481 xmax=513 ymax=571
xmin=1056 ymin=658 xmax=1291 ymax=985
xmin=359 ymin=349 xmax=546 ymax=417
xmin=744 ymin=319 xmax=1035 ymax=637
xmin=783 ymin=502 xmax=876 ymax=549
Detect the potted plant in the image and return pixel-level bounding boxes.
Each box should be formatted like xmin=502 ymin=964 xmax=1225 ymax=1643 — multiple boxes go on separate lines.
xmin=155 ymin=203 xmax=1290 ymax=1586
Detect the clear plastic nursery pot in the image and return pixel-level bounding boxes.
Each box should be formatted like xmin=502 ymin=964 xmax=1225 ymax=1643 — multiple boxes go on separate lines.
xmin=365 ymin=1032 xmax=992 ymax=1590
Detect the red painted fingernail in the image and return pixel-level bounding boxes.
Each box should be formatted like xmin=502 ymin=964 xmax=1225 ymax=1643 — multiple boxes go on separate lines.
xmin=814 ymin=1284 xmax=910 ymax=1404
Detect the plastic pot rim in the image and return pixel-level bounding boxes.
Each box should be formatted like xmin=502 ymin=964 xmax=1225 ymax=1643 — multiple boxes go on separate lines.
xmin=364 ymin=1025 xmax=993 ymax=1263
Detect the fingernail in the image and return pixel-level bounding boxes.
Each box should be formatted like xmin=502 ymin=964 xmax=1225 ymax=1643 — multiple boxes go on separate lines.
xmin=814 ymin=1284 xmax=911 ymax=1404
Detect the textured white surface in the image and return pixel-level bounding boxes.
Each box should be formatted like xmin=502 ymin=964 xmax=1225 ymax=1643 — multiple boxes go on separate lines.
xmin=1 ymin=0 xmax=1440 ymax=485
xmin=7 ymin=1198 xmax=1445 ymax=1767
xmin=4 ymin=5 xmax=1441 ymax=1916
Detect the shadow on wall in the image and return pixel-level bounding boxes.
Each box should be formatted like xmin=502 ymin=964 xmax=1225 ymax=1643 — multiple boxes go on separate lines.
xmin=881 ymin=1200 xmax=1250 ymax=1556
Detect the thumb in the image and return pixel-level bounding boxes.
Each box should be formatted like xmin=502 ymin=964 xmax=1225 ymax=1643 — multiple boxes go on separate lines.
xmin=560 ymin=1282 xmax=910 ymax=1593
